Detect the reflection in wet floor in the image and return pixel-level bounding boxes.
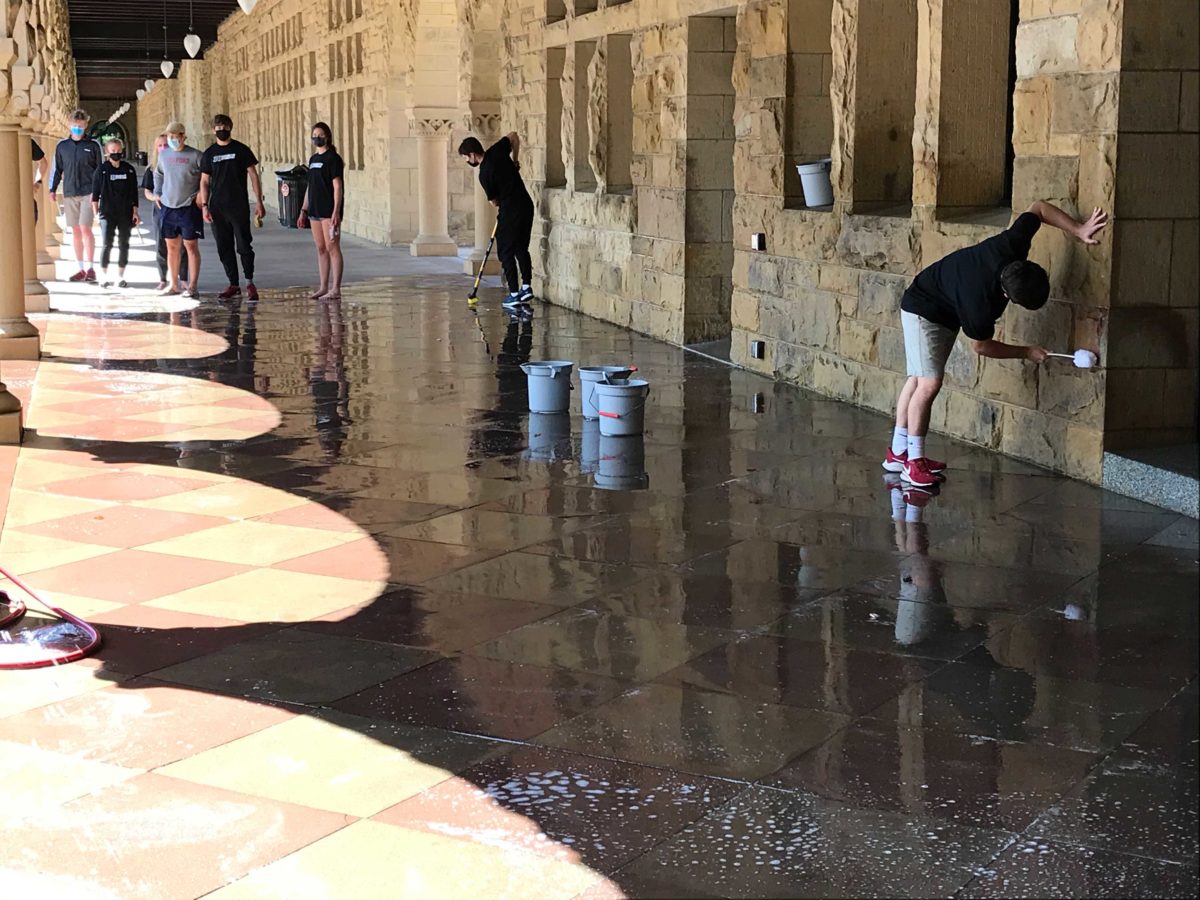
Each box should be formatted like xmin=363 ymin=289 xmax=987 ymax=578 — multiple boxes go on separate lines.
xmin=0 ymin=275 xmax=1195 ymax=897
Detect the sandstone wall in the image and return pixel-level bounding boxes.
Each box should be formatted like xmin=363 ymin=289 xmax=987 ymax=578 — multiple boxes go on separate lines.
xmin=520 ymin=0 xmax=1137 ymax=481
xmin=1105 ymin=0 xmax=1198 ymax=450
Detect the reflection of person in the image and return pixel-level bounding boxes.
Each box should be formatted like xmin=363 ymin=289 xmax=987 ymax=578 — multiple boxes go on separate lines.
xmin=309 ymin=298 xmax=352 ymax=459
xmin=886 ymin=475 xmax=944 ymax=647
xmin=459 ymin=132 xmax=534 ymax=310
xmin=468 ymin=313 xmax=532 ymax=460
xmin=886 ymin=201 xmax=1108 ymax=488
xmin=91 ymin=138 xmax=140 ymax=289
xmin=153 ymin=122 xmax=204 ymax=298
xmin=297 ymin=122 xmax=345 ymax=300
xmin=144 ymin=134 xmax=189 ymax=289
xmin=49 ymin=109 xmax=102 ymax=283
xmin=199 ymin=114 xmax=264 ymax=301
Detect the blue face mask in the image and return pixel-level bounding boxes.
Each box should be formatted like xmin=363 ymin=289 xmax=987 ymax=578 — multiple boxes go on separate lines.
xmin=168 ymin=137 xmax=182 ymax=151
xmin=69 ymin=125 xmax=85 ymax=137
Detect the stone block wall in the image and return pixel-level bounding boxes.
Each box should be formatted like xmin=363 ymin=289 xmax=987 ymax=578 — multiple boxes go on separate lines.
xmin=1105 ymin=0 xmax=1198 ymax=450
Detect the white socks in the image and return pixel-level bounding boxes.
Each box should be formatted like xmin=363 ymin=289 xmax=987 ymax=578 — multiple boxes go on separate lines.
xmin=890 ymin=488 xmax=906 ymax=519
xmin=907 ymin=435 xmax=926 ymax=461
xmin=891 ymin=426 xmax=908 ymax=456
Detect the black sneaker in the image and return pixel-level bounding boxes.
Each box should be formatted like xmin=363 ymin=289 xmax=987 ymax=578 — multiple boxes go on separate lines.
xmin=519 ymin=286 xmax=535 ymax=303
xmin=502 ymin=294 xmax=523 ymax=309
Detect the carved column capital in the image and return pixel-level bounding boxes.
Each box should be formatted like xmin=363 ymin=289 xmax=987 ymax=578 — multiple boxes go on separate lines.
xmin=468 ymin=101 xmax=501 ymax=140
xmin=409 ymin=108 xmax=459 ymax=137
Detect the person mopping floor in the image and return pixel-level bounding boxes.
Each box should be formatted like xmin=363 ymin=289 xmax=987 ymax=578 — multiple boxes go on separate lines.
xmin=459 ymin=132 xmax=535 ymax=311
xmin=888 ymin=200 xmax=1108 ymax=488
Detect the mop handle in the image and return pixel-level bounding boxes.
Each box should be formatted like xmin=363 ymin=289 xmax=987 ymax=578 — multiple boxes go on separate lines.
xmin=0 ymin=561 xmax=95 ymax=633
xmin=1046 ymin=352 xmax=1075 ymax=359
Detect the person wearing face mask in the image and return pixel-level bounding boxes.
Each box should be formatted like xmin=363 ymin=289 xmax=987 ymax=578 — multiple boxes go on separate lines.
xmin=296 ymin=122 xmax=345 ymax=300
xmin=199 ymin=114 xmax=265 ymax=302
xmin=90 ymin=138 xmax=140 ymax=289
xmin=459 ymin=132 xmax=534 ymax=310
xmin=49 ymin=109 xmax=102 ymax=283
xmin=153 ymin=122 xmax=205 ymax=298
xmin=143 ymin=133 xmax=189 ymax=290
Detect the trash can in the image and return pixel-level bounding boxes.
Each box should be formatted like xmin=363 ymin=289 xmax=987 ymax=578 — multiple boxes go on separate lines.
xmin=276 ymin=165 xmax=308 ymax=228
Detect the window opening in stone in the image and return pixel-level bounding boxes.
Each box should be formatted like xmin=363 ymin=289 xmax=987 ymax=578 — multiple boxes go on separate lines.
xmin=547 ymin=0 xmax=566 ymax=24
xmin=850 ymin=0 xmax=916 ymax=216
xmin=575 ymin=0 xmax=599 ymax=15
xmin=546 ymin=47 xmax=567 ymax=188
xmin=684 ymin=14 xmax=736 ymax=343
xmin=784 ymin=0 xmax=835 ymax=210
xmin=606 ymin=34 xmax=634 ymax=194
xmin=936 ymin=0 xmax=1019 ymax=219
xmin=573 ymin=40 xmax=598 ymax=192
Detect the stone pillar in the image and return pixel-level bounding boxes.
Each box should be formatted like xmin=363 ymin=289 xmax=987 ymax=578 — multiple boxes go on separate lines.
xmin=410 ymin=114 xmax=459 ymax=257
xmin=20 ymin=131 xmax=49 ymax=312
xmin=0 ymin=123 xmax=42 ymax=361
xmin=463 ymin=104 xmax=501 ymax=276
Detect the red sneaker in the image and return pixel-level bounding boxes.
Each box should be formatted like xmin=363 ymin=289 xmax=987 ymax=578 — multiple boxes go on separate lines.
xmin=245 ymin=282 xmax=258 ymax=301
xmin=218 ymin=285 xmax=242 ymax=300
xmin=68 ymin=270 xmax=87 ymax=283
xmin=883 ymin=448 xmax=946 ymax=473
xmin=85 ymin=268 xmax=97 ymax=283
xmin=901 ymin=456 xmax=941 ymax=488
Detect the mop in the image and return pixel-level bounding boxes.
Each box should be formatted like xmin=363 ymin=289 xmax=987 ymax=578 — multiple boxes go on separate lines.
xmin=467 ymin=221 xmax=499 ymax=307
xmin=0 ymin=564 xmax=101 ymax=670
xmin=1047 ymin=349 xmax=1099 ymax=368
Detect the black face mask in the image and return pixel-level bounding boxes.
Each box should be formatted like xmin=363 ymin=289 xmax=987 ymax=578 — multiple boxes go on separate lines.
xmin=312 ymin=135 xmax=327 ymax=148
xmin=109 ymin=152 xmax=123 ymax=161
xmin=215 ymin=129 xmax=231 ymax=142
xmin=467 ymin=159 xmax=479 ymax=168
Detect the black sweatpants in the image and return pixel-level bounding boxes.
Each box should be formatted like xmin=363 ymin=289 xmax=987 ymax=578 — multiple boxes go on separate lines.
xmin=497 ymin=199 xmax=534 ymax=294
xmin=156 ymin=207 xmax=188 ymax=283
xmin=211 ymin=205 xmax=255 ymax=284
xmin=100 ymin=215 xmax=132 ymax=270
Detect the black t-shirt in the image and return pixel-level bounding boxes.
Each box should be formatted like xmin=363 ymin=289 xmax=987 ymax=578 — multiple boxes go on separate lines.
xmin=32 ymin=140 xmax=44 ymax=162
xmin=901 ymin=212 xmax=1041 ymax=341
xmin=141 ymin=167 xmax=155 ymax=193
xmin=306 ymin=149 xmax=345 ymax=218
xmin=200 ymin=139 xmax=259 ymax=210
xmin=479 ymin=136 xmax=531 ymax=211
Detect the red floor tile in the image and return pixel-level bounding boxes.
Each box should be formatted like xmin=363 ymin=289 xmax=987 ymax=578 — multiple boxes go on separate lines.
xmin=16 ymin=505 xmax=230 ymax=549
xmin=23 ymin=550 xmax=251 ymax=604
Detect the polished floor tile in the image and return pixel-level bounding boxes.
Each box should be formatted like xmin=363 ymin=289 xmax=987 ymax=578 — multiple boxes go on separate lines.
xmin=376 ymin=745 xmax=742 ymax=872
xmin=619 ymin=785 xmax=1014 ymax=898
xmin=3 ymin=267 xmax=1195 ymax=897
xmin=333 ymin=654 xmax=632 ymax=740
xmin=536 ymin=682 xmax=848 ymax=780
xmin=958 ymin=839 xmax=1199 ymax=898
xmin=768 ymin=717 xmax=1099 ymax=830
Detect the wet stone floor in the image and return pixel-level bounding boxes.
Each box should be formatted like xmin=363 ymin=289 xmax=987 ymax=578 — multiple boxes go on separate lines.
xmin=0 ymin=271 xmax=1197 ymax=898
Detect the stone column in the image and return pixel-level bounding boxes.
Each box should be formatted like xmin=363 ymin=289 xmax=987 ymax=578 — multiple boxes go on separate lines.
xmin=20 ymin=131 xmax=49 ymax=312
xmin=410 ymin=114 xmax=459 ymax=257
xmin=0 ymin=123 xmax=42 ymax=361
xmin=463 ymin=104 xmax=501 ymax=276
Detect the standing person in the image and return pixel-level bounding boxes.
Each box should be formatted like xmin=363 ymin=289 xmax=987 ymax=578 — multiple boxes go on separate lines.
xmin=90 ymin=138 xmax=140 ymax=288
xmin=48 ymin=109 xmax=102 ymax=283
xmin=153 ymin=122 xmax=204 ymax=298
xmin=296 ymin=122 xmax=344 ymax=300
xmin=886 ymin=200 xmax=1108 ymax=488
xmin=199 ymin=114 xmax=265 ymax=301
xmin=31 ymin=139 xmax=48 ymax=224
xmin=459 ymin=132 xmax=534 ymax=310
xmin=143 ymin=133 xmax=188 ymax=289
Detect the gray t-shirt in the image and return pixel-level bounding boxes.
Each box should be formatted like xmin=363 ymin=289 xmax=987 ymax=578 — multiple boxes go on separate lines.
xmin=153 ymin=145 xmax=203 ymax=209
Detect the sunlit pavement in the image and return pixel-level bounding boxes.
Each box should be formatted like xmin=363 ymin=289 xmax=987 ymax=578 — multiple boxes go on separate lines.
xmin=0 ymin=215 xmax=1196 ymax=898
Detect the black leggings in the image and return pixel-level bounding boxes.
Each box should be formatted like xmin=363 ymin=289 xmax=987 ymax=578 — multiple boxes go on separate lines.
xmin=497 ymin=200 xmax=534 ymax=294
xmin=101 ymin=216 xmax=132 ymax=270
xmin=210 ymin=205 xmax=255 ymax=284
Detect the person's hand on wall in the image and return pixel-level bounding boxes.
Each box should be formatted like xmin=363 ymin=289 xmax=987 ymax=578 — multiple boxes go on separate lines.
xmin=1074 ymin=207 xmax=1109 ymax=245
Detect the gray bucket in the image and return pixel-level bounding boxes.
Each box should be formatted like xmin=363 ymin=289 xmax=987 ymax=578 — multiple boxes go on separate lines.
xmin=520 ymin=360 xmax=574 ymax=413
xmin=579 ymin=365 xmax=636 ymax=419
xmin=524 ymin=412 xmax=573 ymax=462
xmin=595 ymin=433 xmax=648 ymax=490
xmin=580 ymin=418 xmax=601 ymax=473
xmin=594 ymin=378 xmax=650 ymax=437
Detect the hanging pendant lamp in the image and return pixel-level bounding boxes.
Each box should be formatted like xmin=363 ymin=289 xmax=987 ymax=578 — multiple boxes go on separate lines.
xmin=136 ymin=89 xmax=145 ymax=100
xmin=184 ymin=0 xmax=201 ymax=57
xmin=160 ymin=3 xmax=174 ymax=78
xmin=238 ymin=0 xmax=258 ymax=15
xmin=145 ymin=79 xmax=155 ymax=91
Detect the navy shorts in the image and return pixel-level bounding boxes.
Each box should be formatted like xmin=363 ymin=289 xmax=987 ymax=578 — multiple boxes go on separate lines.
xmin=161 ymin=204 xmax=203 ymax=240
